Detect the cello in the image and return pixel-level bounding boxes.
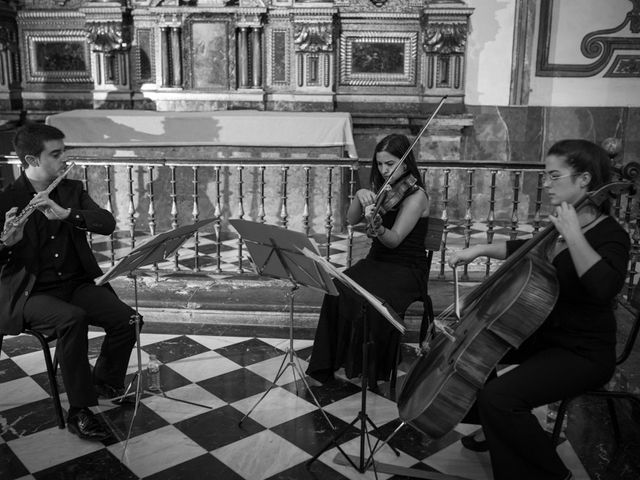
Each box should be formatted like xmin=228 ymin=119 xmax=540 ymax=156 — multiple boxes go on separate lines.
xmin=396 ymin=180 xmax=636 ymax=439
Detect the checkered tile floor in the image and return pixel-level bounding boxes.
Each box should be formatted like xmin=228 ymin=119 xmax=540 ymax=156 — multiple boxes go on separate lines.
xmin=1 ymin=332 xmax=593 ymax=480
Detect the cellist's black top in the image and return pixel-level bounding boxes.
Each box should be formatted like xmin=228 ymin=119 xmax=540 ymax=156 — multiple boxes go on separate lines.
xmin=507 ymin=215 xmax=630 ymax=360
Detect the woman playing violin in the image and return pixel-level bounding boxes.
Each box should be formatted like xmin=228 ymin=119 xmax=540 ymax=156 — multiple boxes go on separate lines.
xmin=306 ymin=133 xmax=430 ymax=389
xmin=448 ymin=139 xmax=630 ymax=480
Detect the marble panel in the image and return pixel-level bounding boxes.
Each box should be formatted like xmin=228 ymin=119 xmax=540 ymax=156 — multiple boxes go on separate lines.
xmin=462 ymin=106 xmax=510 ymax=162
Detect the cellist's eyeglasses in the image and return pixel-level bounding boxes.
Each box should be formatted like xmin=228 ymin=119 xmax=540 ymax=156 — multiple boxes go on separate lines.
xmin=541 ymin=172 xmax=580 ymax=184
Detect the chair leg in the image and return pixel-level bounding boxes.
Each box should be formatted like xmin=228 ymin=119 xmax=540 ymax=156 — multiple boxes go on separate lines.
xmin=27 ymin=330 xmax=65 ymax=429
xmin=390 ymin=346 xmax=399 ymax=399
xmin=551 ymin=398 xmax=571 ymax=446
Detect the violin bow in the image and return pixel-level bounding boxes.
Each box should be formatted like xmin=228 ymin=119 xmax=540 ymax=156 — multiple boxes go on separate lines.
xmin=372 ymin=95 xmax=448 ymax=203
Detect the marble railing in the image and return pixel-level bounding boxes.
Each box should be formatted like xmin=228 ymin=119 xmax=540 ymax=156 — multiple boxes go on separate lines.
xmin=1 ymin=156 xmax=638 ymax=297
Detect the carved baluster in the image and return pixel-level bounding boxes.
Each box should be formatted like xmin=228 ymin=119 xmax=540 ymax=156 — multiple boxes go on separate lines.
xmin=303 ymin=166 xmax=311 ymax=236
xmin=258 ymin=166 xmax=266 ymax=224
xmin=236 ymin=166 xmax=245 ymax=274
xmin=533 ymin=171 xmax=544 ymax=233
xmin=325 ymin=166 xmax=334 ymax=261
xmin=81 ymin=165 xmax=93 ymax=249
xmin=167 ymin=166 xmax=180 ymax=270
xmin=213 ymin=165 xmax=222 ymax=274
xmin=346 ymin=164 xmax=357 ymax=268
xmin=127 ymin=165 xmax=136 ymax=250
xmin=104 ymin=165 xmax=115 ymax=266
xmin=191 ymin=166 xmax=201 ymax=271
xmin=627 ymin=209 xmax=640 ymax=297
xmin=510 ymin=171 xmax=522 ymax=240
xmin=147 ymin=166 xmax=157 ymax=272
xmin=439 ymin=168 xmax=451 ymax=279
xmin=147 ymin=166 xmax=156 ymax=236
xmin=280 ymin=166 xmax=289 ymax=229
xmin=461 ymin=169 xmax=474 ymax=281
xmin=485 ymin=170 xmax=497 ymax=277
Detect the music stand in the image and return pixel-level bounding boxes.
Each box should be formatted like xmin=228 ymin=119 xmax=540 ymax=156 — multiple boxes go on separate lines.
xmin=95 ymin=218 xmax=217 ymax=456
xmin=298 ymin=247 xmax=405 ymax=477
xmin=229 ymin=219 xmax=339 ymax=430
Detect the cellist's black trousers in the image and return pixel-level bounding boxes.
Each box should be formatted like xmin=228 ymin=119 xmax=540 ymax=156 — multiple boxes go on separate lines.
xmin=23 ymin=280 xmax=138 ymax=408
xmin=472 ymin=345 xmax=613 ymax=480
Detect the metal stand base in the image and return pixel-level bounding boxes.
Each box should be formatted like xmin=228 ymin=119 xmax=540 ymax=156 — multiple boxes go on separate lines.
xmin=114 ymin=275 xmax=212 ymax=460
xmin=306 ymin=303 xmax=400 ymax=479
xmin=239 ymin=285 xmax=335 ymax=430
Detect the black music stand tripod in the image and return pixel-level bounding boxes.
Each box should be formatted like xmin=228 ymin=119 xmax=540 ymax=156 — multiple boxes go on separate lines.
xmin=230 ymin=219 xmax=339 ymax=430
xmin=295 ymin=247 xmax=408 ymax=478
xmin=95 ymin=218 xmax=216 ymax=456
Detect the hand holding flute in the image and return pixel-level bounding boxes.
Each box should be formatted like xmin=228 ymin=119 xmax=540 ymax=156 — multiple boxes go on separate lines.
xmin=1 ymin=162 xmax=75 ymax=247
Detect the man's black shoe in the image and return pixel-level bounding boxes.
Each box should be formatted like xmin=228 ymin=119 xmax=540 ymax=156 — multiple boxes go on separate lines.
xmin=95 ymin=383 xmax=135 ymax=405
xmin=67 ymin=408 xmax=110 ymax=441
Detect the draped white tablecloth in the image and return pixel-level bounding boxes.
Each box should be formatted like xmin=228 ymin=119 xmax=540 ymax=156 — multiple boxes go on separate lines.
xmin=46 ymin=110 xmax=357 ymax=158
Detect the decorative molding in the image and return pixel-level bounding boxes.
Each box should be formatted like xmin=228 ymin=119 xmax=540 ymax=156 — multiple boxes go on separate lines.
xmin=536 ymin=0 xmax=640 ymax=77
xmin=85 ymin=21 xmax=127 ymax=53
xmin=25 ymin=32 xmax=92 ymax=83
xmin=422 ymin=21 xmax=467 ymax=54
xmin=605 ymin=54 xmax=640 ymax=77
xmin=293 ymin=22 xmax=333 ymax=52
xmin=269 ymin=28 xmax=290 ymax=85
xmin=339 ymin=31 xmax=417 ymax=86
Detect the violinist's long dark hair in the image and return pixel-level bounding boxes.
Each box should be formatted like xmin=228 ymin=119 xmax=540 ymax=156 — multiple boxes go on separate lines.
xmin=370 ymin=134 xmax=425 ymax=191
xmin=547 ymin=139 xmax=612 ymax=214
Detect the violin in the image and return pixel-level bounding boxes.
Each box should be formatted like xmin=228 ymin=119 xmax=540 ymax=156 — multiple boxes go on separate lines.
xmin=366 ymin=173 xmax=420 ymax=237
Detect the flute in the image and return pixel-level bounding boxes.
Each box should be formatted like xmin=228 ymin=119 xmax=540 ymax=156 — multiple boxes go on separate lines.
xmin=1 ymin=162 xmax=76 ymax=243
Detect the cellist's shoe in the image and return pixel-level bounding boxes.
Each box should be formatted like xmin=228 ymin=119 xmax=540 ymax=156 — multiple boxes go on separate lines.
xmin=460 ymin=433 xmax=489 ymax=452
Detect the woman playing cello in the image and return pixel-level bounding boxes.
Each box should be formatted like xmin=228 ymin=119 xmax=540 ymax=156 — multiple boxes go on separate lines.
xmin=448 ymin=139 xmax=631 ymax=480
xmin=306 ymin=133 xmax=430 ymax=390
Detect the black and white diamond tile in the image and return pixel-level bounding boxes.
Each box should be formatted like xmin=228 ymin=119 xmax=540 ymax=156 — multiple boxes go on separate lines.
xmin=0 ymin=332 xmax=592 ymax=480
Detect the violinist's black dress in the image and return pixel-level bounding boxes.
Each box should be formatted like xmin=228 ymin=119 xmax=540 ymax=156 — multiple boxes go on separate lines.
xmin=306 ymin=208 xmax=430 ymax=383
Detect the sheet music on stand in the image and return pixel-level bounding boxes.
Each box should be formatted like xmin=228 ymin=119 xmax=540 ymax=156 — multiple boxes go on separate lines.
xmin=95 ymin=218 xmax=216 ymax=285
xmin=299 ymin=247 xmax=405 ymax=334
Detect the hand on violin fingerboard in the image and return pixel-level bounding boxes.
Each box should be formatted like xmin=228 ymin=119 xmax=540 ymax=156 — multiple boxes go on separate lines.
xmin=355 ymin=189 xmax=375 ymax=208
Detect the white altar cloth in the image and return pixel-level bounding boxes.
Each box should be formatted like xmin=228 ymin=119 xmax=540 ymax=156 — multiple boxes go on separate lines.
xmin=46 ymin=110 xmax=357 ymax=158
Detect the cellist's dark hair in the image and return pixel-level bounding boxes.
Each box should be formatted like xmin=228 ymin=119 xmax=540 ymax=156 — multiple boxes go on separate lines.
xmin=547 ymin=139 xmax=612 ymax=214
xmin=369 ymin=134 xmax=424 ymax=191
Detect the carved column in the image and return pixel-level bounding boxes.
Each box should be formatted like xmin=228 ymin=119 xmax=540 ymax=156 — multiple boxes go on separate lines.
xmin=251 ymin=26 xmax=262 ymax=88
xmin=160 ymin=26 xmax=170 ymax=87
xmin=170 ymin=26 xmax=182 ymax=87
xmin=158 ymin=13 xmax=183 ymax=89
xmin=238 ymin=26 xmax=249 ymax=88
xmin=236 ymin=10 xmax=265 ymax=90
